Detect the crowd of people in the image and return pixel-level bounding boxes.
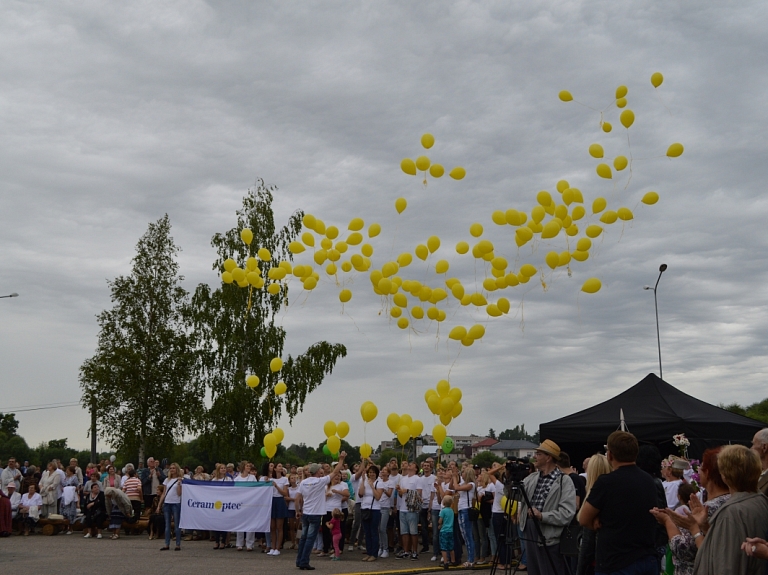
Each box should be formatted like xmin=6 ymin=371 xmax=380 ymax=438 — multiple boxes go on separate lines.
xmin=2 ymin=429 xmax=768 ymax=574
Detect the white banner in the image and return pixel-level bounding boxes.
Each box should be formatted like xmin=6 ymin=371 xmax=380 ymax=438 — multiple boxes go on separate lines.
xmin=179 ymin=480 xmax=273 ymax=532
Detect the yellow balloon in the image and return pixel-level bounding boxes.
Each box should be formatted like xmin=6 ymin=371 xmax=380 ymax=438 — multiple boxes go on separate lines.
xmin=361 ymin=243 xmax=374 ymax=256
xmin=588 ymin=144 xmax=604 ymax=159
xmin=558 ymin=90 xmax=573 ymax=102
xmin=336 ymin=421 xmax=350 ymax=439
xmin=641 ymin=191 xmax=659 ymax=205
xmin=449 ymin=326 xmax=467 ymax=340
xmin=440 ymin=413 xmax=452 ymax=426
xmin=232 ymin=268 xmax=246 ymax=283
xmin=537 ymin=190 xmax=553 ymax=207
xmin=497 ymin=298 xmax=510 ymax=314
xmin=264 ymin=432 xmax=277 ymax=449
xmin=469 ymin=223 xmax=483 ymax=237
xmin=596 ymin=163 xmax=612 ymax=179
xmin=274 ymin=381 xmax=287 ymax=395
xmin=411 ymin=306 xmax=424 ymax=319
xmin=289 ymin=241 xmax=305 ymax=254
xmin=427 ymin=395 xmax=441 ymax=415
xmin=429 ymin=164 xmax=444 ymax=178
xmin=221 ymin=271 xmax=234 ymax=284
xmin=223 ymin=258 xmax=237 ymax=272
xmin=303 ymin=276 xmax=317 ymax=290
xmin=436 ymin=379 xmax=450 ymax=396
xmin=302 ymin=232 xmax=315 ymax=247
xmin=240 ymin=228 xmax=253 ymax=245
xmin=582 ymin=278 xmax=602 ymax=294
xmin=395 ymin=198 xmax=407 ymax=214
xmin=572 ymin=206 xmax=586 ymax=220
xmin=617 ymin=207 xmax=634 ymax=221
xmin=614 ymin=156 xmax=628 ymax=171
xmin=397 ymin=317 xmax=409 ymax=329
xmin=324 ymin=420 xmax=337 ymax=437
xmin=449 ymin=167 xmax=466 ymax=180
xmin=414 ymin=244 xmax=428 ymax=261
xmin=600 ymin=210 xmax=618 ymax=224
xmin=468 ymin=324 xmax=485 ymax=340
xmin=246 ymin=375 xmax=259 ymax=388
xmin=368 ymin=223 xmax=381 ymax=238
xmin=593 ymin=197 xmax=607 ymax=214
xmin=558 ymin=251 xmax=571 ymax=266
xmin=415 ymin=156 xmax=431 ymax=171
xmin=586 ymin=224 xmax=603 ymax=238
xmin=361 ymin=402 xmax=378 ymax=423
xmin=270 ymin=357 xmax=283 ymax=373
xmin=616 ymin=97 xmax=627 ymax=108
xmin=453 ymin=241 xmax=469 ymax=255
xmin=620 ymin=109 xmax=635 ymax=129
xmin=387 ymin=413 xmax=401 ymax=433
xmin=531 ymin=205 xmax=545 ymax=223
xmin=602 ymin=122 xmax=612 ymax=133
xmin=577 ymin=238 xmax=592 ymax=251
xmin=266 ymin=283 xmax=279 ymax=295
xmin=666 ymin=143 xmax=684 ymax=158
xmin=520 ymin=264 xmax=537 ymax=278
xmin=545 ymin=251 xmax=560 ymax=269
xmin=651 ymin=72 xmax=664 ymax=88
xmin=360 ymin=443 xmax=372 ymax=459
xmin=440 ymin=397 xmax=455 ymax=416
xmin=339 ymin=289 xmax=352 ymax=303
xmin=303 ymin=213 xmax=317 ymax=229
xmin=273 ymin=427 xmax=285 ymax=443
xmin=327 ymin=435 xmax=341 ymax=454
xmin=492 ymin=210 xmax=506 ymax=225
xmin=571 ymin=250 xmax=589 ymax=262
xmin=421 ymin=133 xmax=435 ymax=149
xmin=348 ymin=217 xmax=364 ymax=231
xmin=427 ymin=236 xmax=441 ymax=253
xmin=265 ymin=445 xmax=277 ymax=459
xmin=448 ymin=387 xmax=462 ymax=402
xmin=541 ymin=221 xmax=561 ymax=240
xmin=401 ymin=158 xmax=417 ymax=176
xmin=397 ymin=425 xmax=411 ymax=446
xmin=616 ymin=85 xmax=628 ymax=99
xmin=433 ymin=424 xmax=447 ymax=445
xmin=258 ymin=248 xmax=272 ymax=261
xmin=393 ymin=293 xmax=408 ymax=307
xmin=451 ymin=402 xmax=463 ymax=418
xmin=410 ymin=420 xmax=424 ymax=438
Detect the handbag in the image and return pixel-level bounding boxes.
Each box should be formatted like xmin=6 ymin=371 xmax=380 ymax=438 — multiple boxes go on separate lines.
xmin=559 ymin=523 xmax=582 ymax=556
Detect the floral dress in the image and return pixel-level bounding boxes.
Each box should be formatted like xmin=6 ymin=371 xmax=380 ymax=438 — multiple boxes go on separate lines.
xmin=668 ymin=494 xmax=730 ymax=575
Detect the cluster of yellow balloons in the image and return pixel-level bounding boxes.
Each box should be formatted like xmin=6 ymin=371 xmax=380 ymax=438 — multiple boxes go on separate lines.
xmin=322 ymin=420 xmax=350 ymax=456
xmin=400 ymin=133 xmax=466 ymax=188
xmin=262 ymin=427 xmax=285 ymax=459
xmin=221 ymin=229 xmax=290 ymax=296
xmin=386 ymin=413 xmax=424 ymax=446
xmin=425 ymin=380 xmax=463 ymax=426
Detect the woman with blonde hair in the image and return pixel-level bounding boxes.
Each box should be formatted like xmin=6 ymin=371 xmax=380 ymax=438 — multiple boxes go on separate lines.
xmin=158 ymin=462 xmax=183 ymax=551
xmin=576 ymin=454 xmax=611 ymax=575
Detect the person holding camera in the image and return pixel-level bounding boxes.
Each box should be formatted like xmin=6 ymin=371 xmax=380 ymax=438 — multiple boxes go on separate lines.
xmin=516 ymin=440 xmax=577 ymax=575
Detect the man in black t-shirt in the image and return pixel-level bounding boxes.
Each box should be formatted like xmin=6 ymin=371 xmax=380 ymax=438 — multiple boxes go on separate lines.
xmin=557 ymin=452 xmax=586 ymax=508
xmin=579 ymin=432 xmax=659 ymax=575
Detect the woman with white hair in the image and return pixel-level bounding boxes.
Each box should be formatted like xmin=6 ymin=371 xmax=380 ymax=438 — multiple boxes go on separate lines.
xmin=39 ymin=462 xmax=61 ymax=518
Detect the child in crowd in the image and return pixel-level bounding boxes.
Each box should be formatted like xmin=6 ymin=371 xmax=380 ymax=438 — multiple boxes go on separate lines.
xmin=439 ymin=495 xmax=455 ymax=569
xmin=327 ymin=508 xmax=344 ymax=561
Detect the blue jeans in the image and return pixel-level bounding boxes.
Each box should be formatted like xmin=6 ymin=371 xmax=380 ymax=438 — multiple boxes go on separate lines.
xmin=458 ymin=509 xmax=475 ymax=563
xmin=596 ymin=554 xmax=659 ymax=575
xmin=363 ymin=509 xmax=381 ymax=557
xmin=431 ymin=509 xmax=441 ymax=554
xmin=296 ymin=514 xmax=323 ymax=567
xmin=163 ymin=503 xmax=181 ymax=548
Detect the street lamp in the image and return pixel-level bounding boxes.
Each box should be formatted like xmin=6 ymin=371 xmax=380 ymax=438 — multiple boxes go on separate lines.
xmin=0 ymin=293 xmax=19 ymax=299
xmin=644 ymin=264 xmax=667 ymax=380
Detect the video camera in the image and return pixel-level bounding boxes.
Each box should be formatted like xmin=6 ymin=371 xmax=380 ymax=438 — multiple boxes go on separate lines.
xmin=505 ymin=457 xmax=528 ymax=484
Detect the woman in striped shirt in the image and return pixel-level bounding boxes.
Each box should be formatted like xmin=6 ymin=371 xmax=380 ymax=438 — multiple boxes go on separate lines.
xmin=122 ymin=469 xmax=143 ymax=521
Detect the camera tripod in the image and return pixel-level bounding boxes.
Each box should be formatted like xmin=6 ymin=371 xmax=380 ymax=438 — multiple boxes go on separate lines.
xmin=489 ymin=481 xmax=573 ymax=575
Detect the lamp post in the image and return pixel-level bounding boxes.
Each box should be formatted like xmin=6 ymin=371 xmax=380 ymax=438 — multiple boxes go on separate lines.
xmin=644 ymin=264 xmax=667 ymax=380
xmin=0 ymin=293 xmax=19 ymax=299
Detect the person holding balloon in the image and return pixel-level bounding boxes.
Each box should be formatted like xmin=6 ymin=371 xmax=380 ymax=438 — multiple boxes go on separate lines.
xmin=321 ymin=471 xmax=349 ymax=557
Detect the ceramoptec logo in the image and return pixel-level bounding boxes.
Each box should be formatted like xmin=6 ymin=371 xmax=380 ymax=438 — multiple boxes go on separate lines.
xmin=187 ymin=499 xmax=242 ymax=512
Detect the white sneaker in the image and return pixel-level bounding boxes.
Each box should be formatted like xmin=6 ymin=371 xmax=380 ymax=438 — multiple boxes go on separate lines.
xmin=378 ymin=549 xmax=383 ymax=557
xmin=272 ymin=550 xmax=280 ymax=556
xmin=83 ymin=533 xmax=91 ymax=538
xmin=431 ymin=555 xmax=438 ymax=561
xmin=381 ymin=550 xmax=389 ymax=558
xmin=268 ymin=549 xmax=276 ymax=555
xmin=96 ymin=534 xmax=102 ymax=539
xmin=348 ymin=545 xmax=355 ymax=551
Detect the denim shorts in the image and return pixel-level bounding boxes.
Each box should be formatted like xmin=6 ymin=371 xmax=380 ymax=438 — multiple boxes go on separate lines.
xmin=399 ymin=511 xmax=419 ymax=535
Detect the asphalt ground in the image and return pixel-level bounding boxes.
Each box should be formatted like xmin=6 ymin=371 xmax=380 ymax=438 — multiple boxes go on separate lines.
xmin=0 ymin=531 xmax=497 ymax=575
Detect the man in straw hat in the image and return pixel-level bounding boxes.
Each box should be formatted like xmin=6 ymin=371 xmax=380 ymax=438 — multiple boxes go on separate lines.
xmin=516 ymin=439 xmax=577 ymax=575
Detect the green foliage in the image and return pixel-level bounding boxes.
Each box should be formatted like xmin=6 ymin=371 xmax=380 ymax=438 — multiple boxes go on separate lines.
xmin=0 ymin=435 xmax=31 ymax=465
xmin=498 ymin=424 xmax=539 ymax=444
xmin=0 ymin=412 xmax=19 ymax=437
xmin=33 ymin=438 xmax=78 ymax=468
xmin=191 ymin=181 xmax=346 ymax=461
xmin=721 ymin=400 xmax=768 ymax=423
xmin=472 ymin=450 xmax=505 ymax=468
xmin=376 ymin=448 xmax=406 ymax=465
xmin=488 ymin=428 xmax=497 ymax=440
xmin=80 ymin=215 xmax=204 ymax=465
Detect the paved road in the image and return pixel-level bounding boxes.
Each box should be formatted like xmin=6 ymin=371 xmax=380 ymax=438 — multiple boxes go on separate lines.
xmin=0 ymin=533 xmax=483 ymax=575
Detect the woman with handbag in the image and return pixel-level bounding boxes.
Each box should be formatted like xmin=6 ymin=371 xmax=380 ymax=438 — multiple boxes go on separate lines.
xmin=158 ymin=462 xmax=183 ymax=551
xmin=358 ymin=462 xmax=384 ymax=562
xmin=451 ymin=467 xmax=477 ymax=568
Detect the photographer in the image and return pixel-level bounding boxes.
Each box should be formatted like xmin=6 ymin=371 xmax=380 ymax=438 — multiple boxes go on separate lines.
xmin=516 ymin=440 xmax=577 ymax=575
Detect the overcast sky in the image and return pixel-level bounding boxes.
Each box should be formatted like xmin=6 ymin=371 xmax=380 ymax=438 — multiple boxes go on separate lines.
xmin=2 ymin=1 xmax=767 ymax=455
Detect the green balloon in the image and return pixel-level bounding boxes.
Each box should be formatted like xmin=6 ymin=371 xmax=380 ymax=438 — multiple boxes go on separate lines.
xmin=323 ymin=444 xmax=331 ymax=455
xmin=260 ymin=447 xmax=267 ymax=457
xmin=442 ymin=437 xmax=454 ymax=454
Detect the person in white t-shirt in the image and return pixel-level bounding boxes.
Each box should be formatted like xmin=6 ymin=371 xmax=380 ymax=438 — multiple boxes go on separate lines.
xmin=320 ymin=473 xmax=349 ymax=556
xmin=295 ymin=453 xmax=347 ymax=570
xmin=387 ymin=458 xmax=402 ymax=553
xmin=358 ymin=462 xmax=385 ymax=561
xmin=376 ymin=466 xmax=395 ymax=558
xmin=427 ymin=467 xmax=444 ymax=561
xmin=157 ymin=462 xmax=183 ymax=550
xmin=286 ymin=474 xmax=300 ymax=549
xmin=419 ymin=461 xmax=435 ymax=555
xmin=397 ymin=462 xmax=423 ymax=560
xmin=268 ymin=463 xmax=291 ymax=556
xmin=233 ymin=462 xmax=256 ymax=551
xmin=348 ymin=462 xmax=365 ymax=551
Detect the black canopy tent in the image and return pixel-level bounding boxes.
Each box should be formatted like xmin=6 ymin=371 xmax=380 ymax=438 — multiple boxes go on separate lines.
xmin=539 ymin=373 xmax=765 ymax=465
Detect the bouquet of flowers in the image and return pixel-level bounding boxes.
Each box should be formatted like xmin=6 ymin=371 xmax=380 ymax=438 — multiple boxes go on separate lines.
xmin=673 ymin=433 xmax=690 ymax=457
